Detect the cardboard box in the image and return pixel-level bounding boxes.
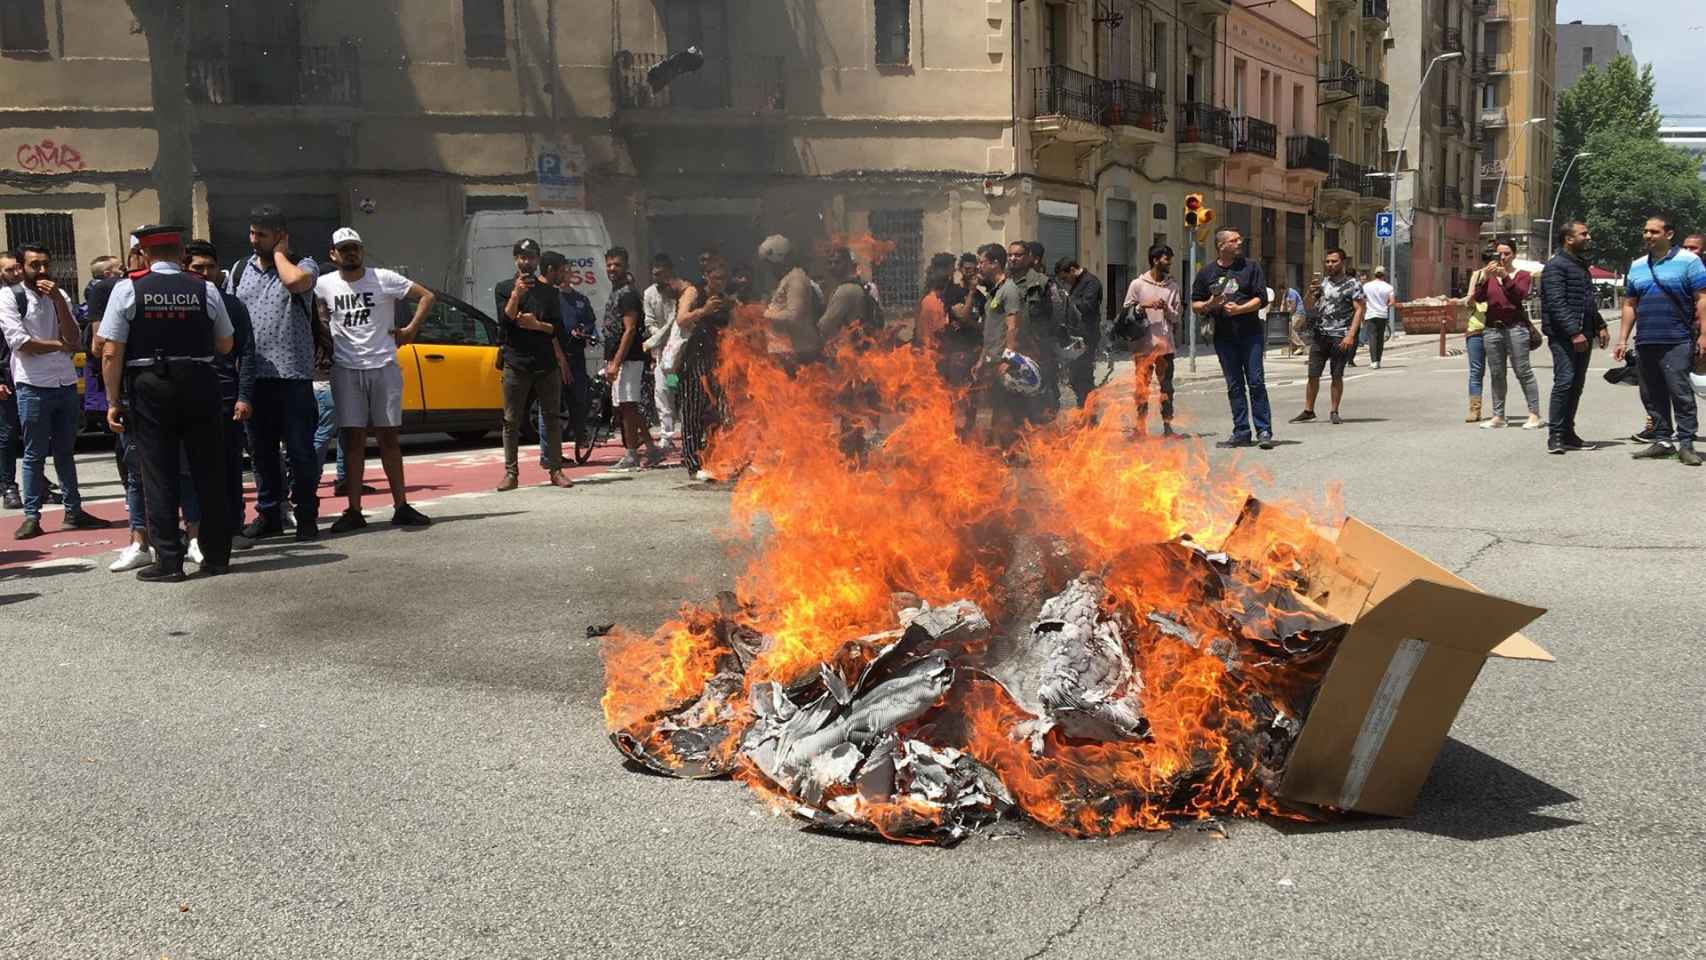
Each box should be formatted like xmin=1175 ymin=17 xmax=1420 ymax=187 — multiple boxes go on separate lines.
xmin=1222 ymin=501 xmax=1551 ymax=817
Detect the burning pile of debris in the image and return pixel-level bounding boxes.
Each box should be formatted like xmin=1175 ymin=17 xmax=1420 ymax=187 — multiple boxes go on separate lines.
xmin=598 ymin=332 xmax=1551 ymax=846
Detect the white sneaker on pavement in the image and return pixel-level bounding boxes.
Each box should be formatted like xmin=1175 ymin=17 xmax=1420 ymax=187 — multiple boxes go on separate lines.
xmin=110 ymin=543 xmax=154 ymax=573
xmin=1481 ymin=416 xmax=1506 ymax=430
xmin=612 ymin=452 xmax=641 ymax=471
xmin=187 ymin=538 xmax=205 ymax=566
xmin=694 ymin=469 xmax=716 ymax=482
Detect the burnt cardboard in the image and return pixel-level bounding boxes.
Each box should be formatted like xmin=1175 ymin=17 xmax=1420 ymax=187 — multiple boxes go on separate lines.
xmin=1221 ymin=502 xmax=1550 ymax=817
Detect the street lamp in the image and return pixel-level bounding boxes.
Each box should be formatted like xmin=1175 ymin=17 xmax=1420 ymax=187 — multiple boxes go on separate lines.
xmin=1488 ymin=117 xmax=1547 ymax=241
xmin=1546 ymin=151 xmax=1594 ymax=258
xmin=1386 ymin=51 xmax=1463 ymax=300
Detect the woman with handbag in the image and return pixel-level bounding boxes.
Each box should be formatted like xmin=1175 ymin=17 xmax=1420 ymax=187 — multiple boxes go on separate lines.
xmin=1471 ymin=240 xmax=1543 ymax=430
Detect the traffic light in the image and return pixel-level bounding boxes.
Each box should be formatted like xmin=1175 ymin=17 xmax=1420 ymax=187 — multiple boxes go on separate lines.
xmin=1184 ymin=193 xmax=1204 ymax=227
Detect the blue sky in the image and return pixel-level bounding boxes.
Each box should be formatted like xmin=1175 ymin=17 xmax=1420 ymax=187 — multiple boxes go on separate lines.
xmin=1556 ymin=2 xmax=1706 ymax=117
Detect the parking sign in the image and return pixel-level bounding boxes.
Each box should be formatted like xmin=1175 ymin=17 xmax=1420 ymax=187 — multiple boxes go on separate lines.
xmin=1375 ymin=212 xmax=1394 ymax=239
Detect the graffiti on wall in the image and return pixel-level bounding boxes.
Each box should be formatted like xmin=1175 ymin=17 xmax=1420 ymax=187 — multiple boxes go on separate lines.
xmin=14 ymin=140 xmax=87 ymax=173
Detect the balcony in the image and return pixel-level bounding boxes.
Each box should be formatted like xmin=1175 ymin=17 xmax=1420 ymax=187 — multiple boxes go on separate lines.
xmin=1471 ymin=54 xmax=1495 ymax=81
xmin=1106 ymin=79 xmax=1169 ymax=139
xmin=1323 ymin=155 xmax=1367 ymax=202
xmin=1362 ymin=173 xmax=1392 ymax=203
xmin=1030 ymin=65 xmax=1109 ymax=143
xmin=1318 ymin=60 xmax=1359 ymax=105
xmin=1180 ymin=0 xmax=1234 ymax=16
xmin=1363 ymin=0 xmax=1389 ymax=23
xmin=1176 ymin=101 xmax=1234 ymax=156
xmin=1480 ymin=105 xmax=1509 ymax=127
xmin=187 ymin=41 xmax=361 ymax=108
xmin=1360 ymin=77 xmax=1389 ymax=113
xmin=1483 ymin=2 xmax=1512 ymax=22
xmin=1442 ymin=184 xmax=1464 ymax=213
xmin=1470 ymin=0 xmax=1492 ymax=13
xmin=1442 ymin=28 xmax=1465 ymax=55
xmin=1439 ymin=104 xmax=1465 ymax=137
xmin=1481 ymin=159 xmax=1508 ymax=180
xmin=1286 ymin=134 xmax=1332 ymax=175
xmin=1230 ymin=116 xmax=1277 ymax=157
xmin=613 ymin=51 xmax=785 ymax=123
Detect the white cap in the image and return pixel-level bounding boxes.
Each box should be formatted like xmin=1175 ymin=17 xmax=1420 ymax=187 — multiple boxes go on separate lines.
xmin=332 ymin=227 xmax=363 ymax=247
xmin=128 ymin=234 xmax=140 ymax=250
xmin=758 ymin=234 xmax=792 ymax=264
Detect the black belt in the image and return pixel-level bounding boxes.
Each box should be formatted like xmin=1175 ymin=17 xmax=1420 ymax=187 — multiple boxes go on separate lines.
xmin=126 ymin=356 xmax=214 ymax=368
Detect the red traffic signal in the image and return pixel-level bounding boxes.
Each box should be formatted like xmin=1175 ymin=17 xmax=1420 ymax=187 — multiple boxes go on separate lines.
xmin=1184 ymin=192 xmax=1205 ymax=227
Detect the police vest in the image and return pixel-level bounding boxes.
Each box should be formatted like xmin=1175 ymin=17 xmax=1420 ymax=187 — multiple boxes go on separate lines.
xmin=129 ymin=271 xmax=215 ymax=360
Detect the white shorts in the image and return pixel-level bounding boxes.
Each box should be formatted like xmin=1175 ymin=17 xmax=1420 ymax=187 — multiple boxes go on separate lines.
xmin=331 ymin=363 xmax=404 ymax=429
xmin=613 ymin=360 xmax=645 ymax=405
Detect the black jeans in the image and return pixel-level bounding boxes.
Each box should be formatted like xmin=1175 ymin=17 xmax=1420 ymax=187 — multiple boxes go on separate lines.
xmin=1066 ymin=332 xmax=1102 ymax=408
xmin=221 ymin=403 xmax=246 ymax=529
xmin=130 ymin=364 xmax=231 ymax=571
xmin=1638 ymin=341 xmax=1698 ymax=445
xmin=1366 ymin=316 xmax=1389 ymax=365
xmin=247 ymin=378 xmax=320 ymax=527
xmin=1546 ymin=338 xmax=1592 ymax=443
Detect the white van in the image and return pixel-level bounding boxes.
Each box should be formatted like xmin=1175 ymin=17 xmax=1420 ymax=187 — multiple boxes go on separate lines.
xmin=454 ymin=209 xmax=615 ymax=323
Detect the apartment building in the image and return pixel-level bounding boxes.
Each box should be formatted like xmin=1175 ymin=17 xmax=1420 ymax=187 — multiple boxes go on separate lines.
xmin=1312 ymin=0 xmax=1392 ymax=280
xmin=0 ymin=0 xmax=1338 ymax=320
xmin=1477 ymin=0 xmax=1556 ymax=258
xmin=1555 ymin=20 xmax=1633 ymax=95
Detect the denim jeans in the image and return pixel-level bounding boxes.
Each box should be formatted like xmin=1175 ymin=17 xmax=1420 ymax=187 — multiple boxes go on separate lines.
xmin=1466 ymin=333 xmax=1486 ymax=398
xmin=0 ymin=392 xmax=18 ymax=491
xmin=16 ymin=383 xmax=81 ymax=519
xmin=1482 ymin=324 xmax=1540 ymax=418
xmin=1547 ymin=338 xmax=1592 ymax=443
xmin=1213 ymin=324 xmax=1272 ymax=440
xmin=247 ymin=378 xmax=320 ymax=525
xmin=311 ymin=380 xmax=346 ymax=487
xmin=1638 ymin=341 xmax=1698 ymax=445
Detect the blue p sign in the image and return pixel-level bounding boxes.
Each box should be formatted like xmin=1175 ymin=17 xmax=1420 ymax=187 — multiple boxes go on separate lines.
xmin=1375 ymin=212 xmax=1394 ymax=239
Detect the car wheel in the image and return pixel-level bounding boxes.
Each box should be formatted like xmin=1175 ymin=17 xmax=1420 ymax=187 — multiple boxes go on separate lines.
xmin=448 ymin=430 xmax=488 ymax=445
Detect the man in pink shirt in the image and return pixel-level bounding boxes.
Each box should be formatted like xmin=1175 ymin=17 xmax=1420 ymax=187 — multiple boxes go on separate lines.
xmin=1122 ymin=244 xmax=1183 ymax=438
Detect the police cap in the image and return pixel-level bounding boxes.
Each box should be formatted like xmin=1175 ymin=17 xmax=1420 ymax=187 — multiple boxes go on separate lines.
xmin=132 ymin=225 xmax=187 ymax=250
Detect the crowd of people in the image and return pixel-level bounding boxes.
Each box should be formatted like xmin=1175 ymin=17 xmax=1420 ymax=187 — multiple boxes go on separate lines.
xmin=2 ymin=206 xmax=1703 ymax=583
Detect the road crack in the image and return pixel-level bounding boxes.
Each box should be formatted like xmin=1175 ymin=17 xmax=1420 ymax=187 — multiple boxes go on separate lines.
xmin=1021 ymin=837 xmax=1168 ymax=960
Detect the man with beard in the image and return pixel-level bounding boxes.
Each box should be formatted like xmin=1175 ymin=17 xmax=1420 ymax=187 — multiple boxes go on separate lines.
xmin=1055 ymin=257 xmax=1104 ymax=408
xmin=1121 ymin=244 xmax=1182 ymax=438
xmin=227 ymin=204 xmax=323 ymax=541
xmin=1540 ymin=220 xmax=1608 ymax=454
xmin=314 ymin=228 xmax=437 ymax=531
xmin=495 ymin=238 xmax=573 ymax=490
xmin=642 ymin=253 xmax=685 ymax=449
xmin=1617 ymin=215 xmax=1706 ymax=465
xmin=1292 ymin=247 xmax=1364 ymax=426
xmin=601 ymin=246 xmax=658 ymax=471
xmin=543 ymin=250 xmax=597 ymax=459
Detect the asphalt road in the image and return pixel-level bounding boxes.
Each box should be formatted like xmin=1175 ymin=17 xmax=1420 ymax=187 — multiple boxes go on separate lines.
xmin=3 ymin=335 xmax=1702 ymax=960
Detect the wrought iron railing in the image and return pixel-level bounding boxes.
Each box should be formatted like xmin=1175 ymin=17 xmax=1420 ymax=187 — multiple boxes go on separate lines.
xmin=1360 ymin=77 xmax=1390 ymax=111
xmin=1363 ymin=173 xmax=1392 ymax=201
xmin=187 ymin=41 xmax=361 ymax=106
xmin=1286 ymin=134 xmax=1332 ymax=173
xmin=1107 ymin=79 xmax=1167 ymax=131
xmin=1443 ymin=184 xmax=1463 ymax=211
xmin=1318 ymin=60 xmax=1359 ymax=101
xmin=1326 ymin=155 xmax=1367 ymax=193
xmin=1031 ymin=64 xmax=1106 ymax=125
xmin=1231 ymin=116 xmax=1277 ymax=157
xmin=1442 ymin=28 xmax=1465 ymax=54
xmin=1176 ymin=101 xmax=1234 ymax=149
xmin=1363 ymin=0 xmax=1389 ymax=21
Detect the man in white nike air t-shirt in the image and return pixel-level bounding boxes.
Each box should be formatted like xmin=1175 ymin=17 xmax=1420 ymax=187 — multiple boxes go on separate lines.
xmin=313 ymin=227 xmax=437 ymax=533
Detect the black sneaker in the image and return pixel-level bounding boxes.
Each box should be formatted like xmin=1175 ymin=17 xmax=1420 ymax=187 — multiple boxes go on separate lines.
xmin=1631 ymin=427 xmax=1658 ymax=443
xmin=329 ymin=510 xmax=368 ymax=535
xmin=199 ymin=563 xmax=230 ymax=578
xmin=1562 ymin=435 xmax=1589 ymax=451
xmin=1215 ymin=437 xmax=1253 ymax=449
xmin=135 ymin=563 xmax=187 ymax=583
xmin=1329 ymin=411 xmax=1343 ymax=425
xmin=14 ymin=517 xmax=42 ymax=540
xmin=62 ymin=510 xmax=113 ymax=531
xmin=1547 ymin=439 xmax=1567 ymax=455
xmin=42 ymin=483 xmax=62 ymax=505
xmin=1 ymin=487 xmax=19 ymax=510
xmin=390 ymin=504 xmax=432 ymax=528
xmin=294 ymin=519 xmax=320 ymax=542
xmin=241 ymin=516 xmax=284 ymax=540
xmin=1631 ymin=442 xmax=1676 ymax=460
xmin=1288 ymin=410 xmax=1317 ymax=423
xmin=1680 ymin=445 xmax=1703 ymax=467
xmin=1257 ymin=433 xmax=1276 ymax=450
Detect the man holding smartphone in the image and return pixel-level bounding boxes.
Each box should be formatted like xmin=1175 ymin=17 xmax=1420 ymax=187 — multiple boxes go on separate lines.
xmin=1190 ymin=228 xmax=1272 ymax=449
xmin=494 ymin=238 xmax=573 ymax=491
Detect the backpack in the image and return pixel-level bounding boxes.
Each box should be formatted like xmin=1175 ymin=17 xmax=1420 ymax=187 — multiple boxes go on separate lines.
xmin=838 ymin=279 xmax=881 ymax=331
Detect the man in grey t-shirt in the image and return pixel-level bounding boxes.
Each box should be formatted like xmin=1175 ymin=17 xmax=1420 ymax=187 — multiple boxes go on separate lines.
xmin=1292 ymin=247 xmax=1363 ymax=425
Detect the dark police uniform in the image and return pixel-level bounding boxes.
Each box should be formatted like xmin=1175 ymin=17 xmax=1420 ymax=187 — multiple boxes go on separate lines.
xmin=97 ymin=226 xmax=234 ymax=578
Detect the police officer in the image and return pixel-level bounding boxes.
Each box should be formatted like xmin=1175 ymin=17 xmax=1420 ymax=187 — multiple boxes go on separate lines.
xmin=97 ymin=225 xmax=236 ymax=582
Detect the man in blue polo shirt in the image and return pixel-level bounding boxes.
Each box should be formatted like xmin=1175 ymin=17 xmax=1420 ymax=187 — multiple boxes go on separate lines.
xmin=1616 ymin=215 xmax=1706 ymax=465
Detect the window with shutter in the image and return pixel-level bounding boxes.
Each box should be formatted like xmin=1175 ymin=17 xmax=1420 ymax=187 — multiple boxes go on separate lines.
xmin=1 ymin=0 xmax=49 ymax=55
xmin=875 ymin=0 xmax=910 ymax=66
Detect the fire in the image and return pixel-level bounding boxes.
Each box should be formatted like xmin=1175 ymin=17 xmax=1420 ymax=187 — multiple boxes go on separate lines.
xmin=822 ymin=232 xmax=898 ymax=269
xmin=600 ymin=320 xmax=1345 ymax=839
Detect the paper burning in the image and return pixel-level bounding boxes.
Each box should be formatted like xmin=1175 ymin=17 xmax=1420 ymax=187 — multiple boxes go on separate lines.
xmin=600 ymin=324 xmax=1550 ymax=845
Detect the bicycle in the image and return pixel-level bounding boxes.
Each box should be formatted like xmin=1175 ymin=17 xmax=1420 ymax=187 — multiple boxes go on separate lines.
xmin=573 ymin=361 xmax=661 ymax=466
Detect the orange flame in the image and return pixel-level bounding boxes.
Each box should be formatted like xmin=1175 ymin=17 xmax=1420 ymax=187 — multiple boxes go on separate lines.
xmin=601 ymin=321 xmax=1345 ymax=835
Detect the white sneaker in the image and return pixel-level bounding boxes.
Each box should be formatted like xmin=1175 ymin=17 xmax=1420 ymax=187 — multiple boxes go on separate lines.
xmin=694 ymin=469 xmax=715 ymax=482
xmin=187 ymin=538 xmax=205 ymax=566
xmin=1481 ymin=416 xmax=1506 ymax=430
xmin=612 ymin=452 xmax=642 ymax=471
xmin=110 ymin=543 xmax=154 ymax=572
